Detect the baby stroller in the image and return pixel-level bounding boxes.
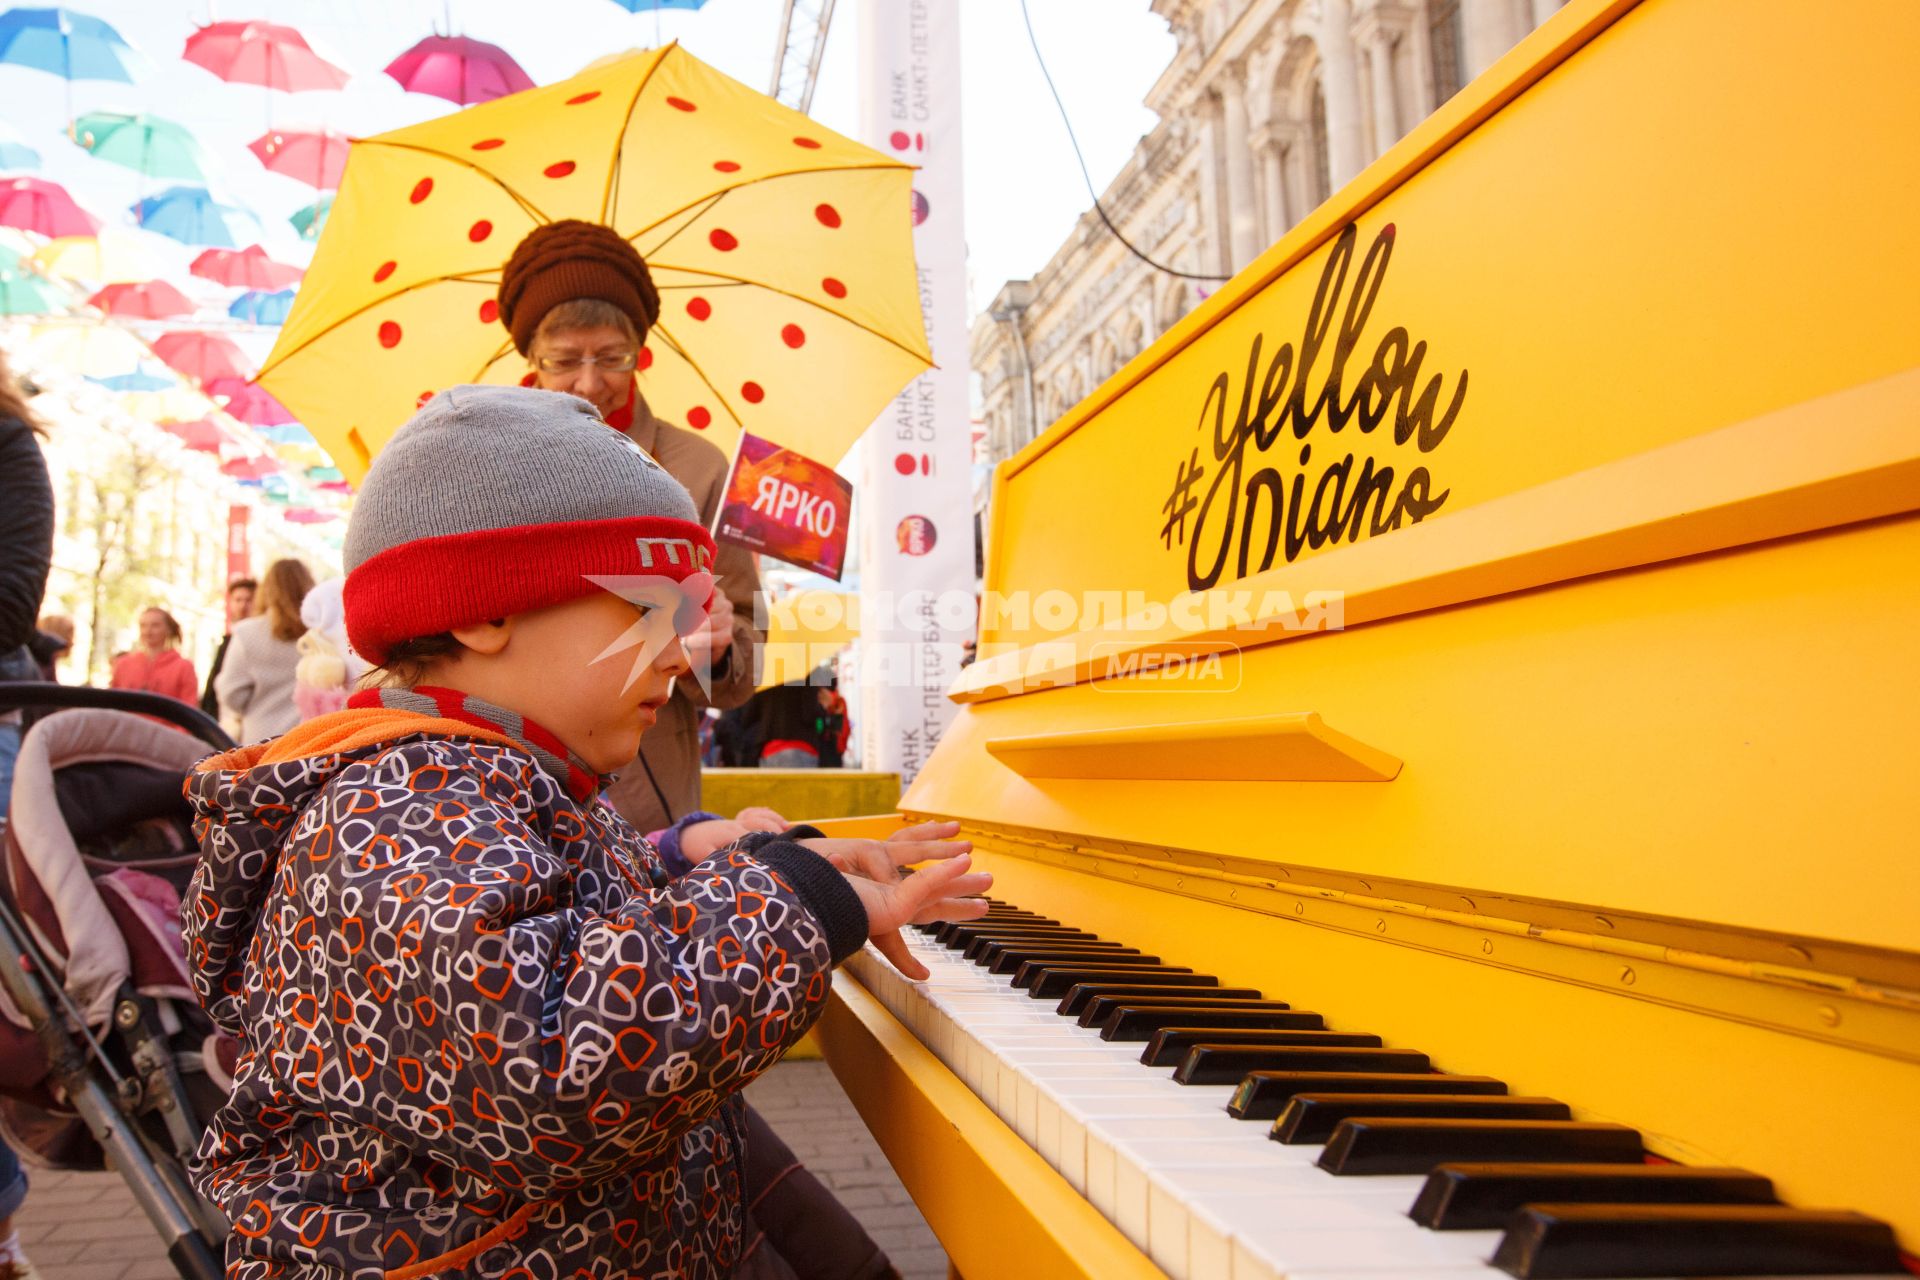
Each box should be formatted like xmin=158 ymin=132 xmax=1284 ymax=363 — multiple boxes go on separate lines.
xmin=0 ymin=683 xmax=231 ymax=1280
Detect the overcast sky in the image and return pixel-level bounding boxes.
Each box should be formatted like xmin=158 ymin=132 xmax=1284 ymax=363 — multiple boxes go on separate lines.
xmin=0 ymin=0 xmax=1174 ymax=319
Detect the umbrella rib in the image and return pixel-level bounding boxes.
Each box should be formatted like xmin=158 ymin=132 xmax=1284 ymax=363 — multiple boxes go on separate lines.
xmin=471 ymin=334 xmax=519 ymax=383
xmin=622 ymin=161 xmax=915 ymax=246
xmin=601 ymin=46 xmax=673 ymax=227
xmin=646 ymin=321 xmax=743 ymax=430
xmin=351 ymin=138 xmax=553 ymax=226
xmin=642 ymin=261 xmax=934 ymax=367
xmin=254 ymin=272 xmax=504 ymax=379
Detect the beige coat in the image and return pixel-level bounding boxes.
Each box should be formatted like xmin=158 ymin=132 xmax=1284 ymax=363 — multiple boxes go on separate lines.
xmin=603 ymin=394 xmax=762 ymax=832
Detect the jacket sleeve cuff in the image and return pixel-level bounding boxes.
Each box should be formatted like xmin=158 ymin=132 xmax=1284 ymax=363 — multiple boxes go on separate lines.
xmin=749 ymin=840 xmax=868 ymax=966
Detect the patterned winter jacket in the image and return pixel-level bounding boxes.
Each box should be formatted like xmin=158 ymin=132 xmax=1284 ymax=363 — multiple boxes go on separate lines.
xmin=181 ymin=695 xmax=867 ymax=1280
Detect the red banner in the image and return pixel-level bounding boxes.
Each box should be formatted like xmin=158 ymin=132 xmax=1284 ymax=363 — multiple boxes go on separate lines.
xmin=714 ymin=433 xmax=853 ymax=580
xmin=226 ymin=505 xmax=251 ymax=582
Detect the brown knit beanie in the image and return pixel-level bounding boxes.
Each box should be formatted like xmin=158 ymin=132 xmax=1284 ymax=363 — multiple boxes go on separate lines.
xmin=497 ymin=220 xmax=662 ymax=356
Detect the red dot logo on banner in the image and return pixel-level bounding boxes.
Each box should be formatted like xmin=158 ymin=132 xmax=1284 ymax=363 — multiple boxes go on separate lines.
xmin=895 ymin=515 xmax=937 ymax=556
xmin=892 ymin=452 xmax=932 ymax=476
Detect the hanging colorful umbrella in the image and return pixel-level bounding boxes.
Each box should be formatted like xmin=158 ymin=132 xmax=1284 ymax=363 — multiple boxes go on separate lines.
xmin=0 ymin=261 xmax=63 ymax=314
xmin=160 ymin=416 xmax=224 ymax=451
xmin=0 ymin=175 xmax=100 ymax=237
xmin=152 ymin=329 xmax=251 ymax=383
xmin=87 ymin=278 xmax=194 ymax=318
xmin=182 ymin=19 xmax=348 ymax=92
xmin=88 ymin=364 xmax=174 ymax=392
xmin=248 ymin=128 xmax=349 ymax=190
xmin=383 ymin=34 xmax=533 ymax=106
xmin=24 ymin=320 xmax=149 ymax=375
xmin=70 ymin=110 xmax=212 ymax=181
xmin=27 ymin=229 xmax=167 ymax=283
xmin=258 ymin=44 xmax=930 ymax=481
xmin=229 ymin=287 xmax=295 ymax=325
xmin=131 ymin=185 xmax=256 ymax=246
xmin=206 ymin=376 xmax=296 ymax=425
xmin=256 ymin=422 xmax=316 ymax=444
xmin=289 ymin=193 xmax=331 ymax=240
xmin=316 ymin=479 xmax=353 ymax=494
xmin=220 ymin=454 xmax=281 ymax=479
xmin=303 ymin=463 xmax=343 ymax=482
xmin=190 ymin=243 xmax=302 ymax=290
xmin=282 ymin=506 xmax=337 ymax=524
xmin=0 ymin=122 xmax=40 ymax=169
xmin=0 ymin=10 xmax=146 ymax=121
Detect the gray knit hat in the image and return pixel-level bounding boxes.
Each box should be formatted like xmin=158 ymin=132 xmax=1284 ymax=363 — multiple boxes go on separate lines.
xmin=343 ymin=384 xmax=713 ymax=664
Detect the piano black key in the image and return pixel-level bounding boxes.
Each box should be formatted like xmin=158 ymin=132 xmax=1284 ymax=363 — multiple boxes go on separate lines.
xmin=1174 ymin=1043 xmax=1431 ymax=1082
xmin=1271 ymin=1094 xmax=1570 ymax=1145
xmin=1056 ymin=983 xmax=1264 ymax=1018
xmin=1010 ymin=960 xmax=1191 ymax=990
xmin=1491 ymin=1203 xmax=1901 ymax=1279
xmin=1228 ymin=1071 xmax=1508 ymax=1120
xmin=1099 ymin=1005 xmax=1331 ymax=1042
xmin=1411 ymin=1163 xmax=1776 ymax=1231
xmin=1079 ymin=995 xmax=1294 ymax=1029
xmin=941 ymin=925 xmax=1099 ymax=950
xmin=968 ymin=935 xmax=1128 ymax=960
xmin=992 ymin=951 xmax=1167 ymax=978
xmin=1317 ymin=1118 xmax=1643 ymax=1176
xmin=1024 ymin=967 xmax=1213 ymax=1000
xmin=1141 ymin=1027 xmax=1374 ymax=1068
xmin=982 ymin=946 xmax=1150 ymax=974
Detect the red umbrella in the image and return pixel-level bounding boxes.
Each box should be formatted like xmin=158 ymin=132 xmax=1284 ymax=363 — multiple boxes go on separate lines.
xmin=88 ymin=279 xmax=194 ymax=319
xmin=316 ymin=479 xmax=353 ymax=494
xmin=152 ymin=330 xmax=252 ymax=383
xmin=161 ymin=418 xmax=225 ymax=452
xmin=220 ymin=454 xmax=281 ymax=479
xmin=0 ymin=176 xmax=101 ymax=237
xmin=283 ymin=507 xmax=337 ymax=524
xmin=384 ymin=34 xmax=532 ymax=106
xmin=247 ymin=128 xmax=349 ymax=190
xmin=190 ymin=244 xmax=303 ymax=291
xmin=206 ymin=376 xmax=297 ymax=426
xmin=183 ymin=21 xmax=348 ymax=92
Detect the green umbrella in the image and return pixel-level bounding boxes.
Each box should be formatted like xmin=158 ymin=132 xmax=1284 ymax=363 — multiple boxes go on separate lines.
xmin=289 ymin=192 xmax=331 ymax=241
xmin=0 ymin=262 xmax=65 ymax=314
xmin=71 ymin=110 xmax=212 ymax=180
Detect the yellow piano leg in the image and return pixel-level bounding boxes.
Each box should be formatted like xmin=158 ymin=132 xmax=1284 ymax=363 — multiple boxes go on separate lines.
xmin=817 ymin=969 xmax=1165 ymax=1280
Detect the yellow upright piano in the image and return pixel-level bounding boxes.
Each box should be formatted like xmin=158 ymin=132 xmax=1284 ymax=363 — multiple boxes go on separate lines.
xmin=816 ymin=0 xmax=1920 ymax=1275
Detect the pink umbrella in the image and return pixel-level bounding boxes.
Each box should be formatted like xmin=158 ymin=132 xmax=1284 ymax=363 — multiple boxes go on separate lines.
xmin=183 ymin=21 xmax=349 ymax=92
xmin=220 ymin=454 xmax=282 ymax=479
xmin=87 ymin=279 xmax=195 ymax=319
xmin=190 ymin=244 xmax=303 ymax=290
xmin=246 ymin=128 xmax=349 ymax=190
xmin=316 ymin=479 xmax=354 ymax=494
xmin=161 ymin=417 xmax=226 ymax=452
xmin=206 ymin=377 xmax=297 ymax=426
xmin=384 ymin=34 xmax=532 ymax=106
xmin=152 ymin=330 xmax=251 ymax=383
xmin=0 ymin=176 xmax=101 ymax=237
xmin=283 ymin=507 xmax=337 ymax=524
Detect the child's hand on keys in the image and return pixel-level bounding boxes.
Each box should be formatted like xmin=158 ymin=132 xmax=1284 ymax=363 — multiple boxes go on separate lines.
xmin=800 ymin=821 xmax=991 ymax=979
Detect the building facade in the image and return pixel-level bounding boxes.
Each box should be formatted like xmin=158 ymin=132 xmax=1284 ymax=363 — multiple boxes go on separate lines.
xmin=972 ymin=0 xmax=1567 ymax=473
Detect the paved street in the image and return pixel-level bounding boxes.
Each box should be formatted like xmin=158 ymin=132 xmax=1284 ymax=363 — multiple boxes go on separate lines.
xmin=10 ymin=1062 xmax=945 ymax=1280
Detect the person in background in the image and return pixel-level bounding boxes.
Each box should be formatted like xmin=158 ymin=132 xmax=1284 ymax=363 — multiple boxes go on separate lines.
xmin=0 ymin=347 xmax=53 ymax=1280
xmin=815 ymin=677 xmax=850 ymax=768
xmin=497 ymin=220 xmax=763 ymax=832
xmin=291 ymin=576 xmax=366 ymax=722
xmin=29 ymin=615 xmax=72 ymax=683
xmin=109 ymin=608 xmax=198 ymax=705
xmin=215 ymin=558 xmax=313 ymax=743
xmin=742 ymin=680 xmax=831 ymax=769
xmin=199 ymin=577 xmax=257 ymax=718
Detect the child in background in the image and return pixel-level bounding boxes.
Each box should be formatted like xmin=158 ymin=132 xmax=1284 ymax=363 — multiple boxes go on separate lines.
xmin=289 ymin=576 xmax=367 ymax=722
xmin=182 ymin=385 xmax=987 ymax=1280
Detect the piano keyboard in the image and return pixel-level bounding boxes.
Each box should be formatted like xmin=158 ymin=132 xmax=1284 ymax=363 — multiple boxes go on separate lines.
xmin=843 ymin=902 xmax=1907 ymax=1280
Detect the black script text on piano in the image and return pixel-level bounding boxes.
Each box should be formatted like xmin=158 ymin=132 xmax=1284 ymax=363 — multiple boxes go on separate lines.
xmin=1160 ymin=222 xmax=1468 ymax=591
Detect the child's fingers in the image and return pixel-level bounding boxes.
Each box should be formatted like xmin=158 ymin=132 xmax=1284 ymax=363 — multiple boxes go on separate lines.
xmin=888 ymin=820 xmax=962 ymax=843
xmin=882 ymin=837 xmax=971 ymax=866
xmin=894 ymin=855 xmax=988 ymax=921
xmin=908 ymin=878 xmax=994 ymax=924
xmin=872 ymin=930 xmax=929 ymax=981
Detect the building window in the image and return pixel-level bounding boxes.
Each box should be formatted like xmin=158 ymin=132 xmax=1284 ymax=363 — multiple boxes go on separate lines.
xmin=1428 ymin=0 xmax=1466 ymax=106
xmin=1308 ymin=80 xmax=1332 ymax=207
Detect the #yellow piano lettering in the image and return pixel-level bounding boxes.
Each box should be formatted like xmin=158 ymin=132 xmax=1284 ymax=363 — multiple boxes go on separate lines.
xmin=1165 ymin=222 xmax=1466 ymax=592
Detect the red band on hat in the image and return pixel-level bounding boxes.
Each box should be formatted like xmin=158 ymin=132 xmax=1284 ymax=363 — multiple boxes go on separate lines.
xmin=345 ymin=516 xmax=715 ymax=665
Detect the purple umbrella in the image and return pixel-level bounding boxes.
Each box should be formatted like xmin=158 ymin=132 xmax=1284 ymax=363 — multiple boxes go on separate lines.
xmin=383 ymin=34 xmax=532 ymax=106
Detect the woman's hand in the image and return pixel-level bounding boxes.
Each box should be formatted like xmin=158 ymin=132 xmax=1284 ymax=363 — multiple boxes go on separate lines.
xmin=800 ymin=821 xmax=991 ymax=978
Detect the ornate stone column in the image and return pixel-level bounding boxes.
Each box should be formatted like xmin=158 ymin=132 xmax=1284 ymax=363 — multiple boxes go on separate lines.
xmin=1255 ymin=128 xmax=1291 ymax=242
xmin=1312 ymin=0 xmax=1368 ymax=189
xmin=1531 ymin=0 xmax=1564 ymax=28
xmin=1217 ymin=71 xmax=1262 ymax=272
xmin=1461 ymin=0 xmax=1522 ymax=80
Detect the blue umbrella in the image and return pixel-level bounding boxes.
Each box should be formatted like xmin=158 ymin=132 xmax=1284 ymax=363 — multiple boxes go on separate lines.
xmin=0 ymin=123 xmax=38 ymax=169
xmin=606 ymin=0 xmax=708 ymax=8
xmin=0 ymin=8 xmax=146 ymax=118
xmin=229 ymin=287 xmax=294 ymax=325
xmin=256 ymin=422 xmax=316 ymax=444
xmin=130 ymin=184 xmax=256 ymax=246
xmin=88 ymin=364 xmax=175 ymax=392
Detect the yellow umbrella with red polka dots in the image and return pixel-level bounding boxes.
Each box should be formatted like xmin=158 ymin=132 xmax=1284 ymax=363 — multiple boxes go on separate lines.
xmin=254 ymin=43 xmax=930 ymax=484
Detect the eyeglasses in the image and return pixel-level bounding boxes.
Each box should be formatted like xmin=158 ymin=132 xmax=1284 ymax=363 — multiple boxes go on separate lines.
xmin=534 ymin=350 xmax=639 ymax=375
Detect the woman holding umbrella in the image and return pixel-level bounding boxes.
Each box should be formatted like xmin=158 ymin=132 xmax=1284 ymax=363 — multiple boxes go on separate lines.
xmin=496 ymin=221 xmax=764 ymax=837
